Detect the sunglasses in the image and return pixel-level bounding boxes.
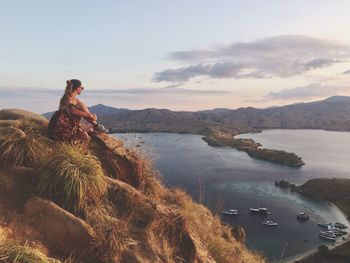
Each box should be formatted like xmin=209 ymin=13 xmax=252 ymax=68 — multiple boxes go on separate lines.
xmin=79 ymin=86 xmax=85 ymax=90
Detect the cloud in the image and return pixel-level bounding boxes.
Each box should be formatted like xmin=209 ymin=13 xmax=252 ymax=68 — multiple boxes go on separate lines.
xmin=153 ymin=62 xmax=246 ymax=82
xmin=87 ymin=86 xmax=231 ymax=95
xmin=266 ymin=83 xmax=350 ymax=100
xmin=153 ymin=35 xmax=350 ymax=82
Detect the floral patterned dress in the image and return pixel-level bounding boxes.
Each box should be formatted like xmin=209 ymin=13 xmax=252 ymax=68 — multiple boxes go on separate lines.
xmin=48 ymin=104 xmax=80 ymax=142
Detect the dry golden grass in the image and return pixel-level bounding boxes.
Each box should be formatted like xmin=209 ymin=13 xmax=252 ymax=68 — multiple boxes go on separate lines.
xmin=0 ymin=239 xmax=59 ymax=263
xmin=0 ymin=125 xmax=53 ymax=167
xmin=83 ymin=201 xmax=137 ymax=263
xmin=36 ymin=144 xmax=107 ymax=214
xmin=161 ymin=188 xmax=265 ymax=263
xmin=135 ymin=153 xmax=165 ymax=197
xmin=145 ymin=228 xmax=177 ymax=263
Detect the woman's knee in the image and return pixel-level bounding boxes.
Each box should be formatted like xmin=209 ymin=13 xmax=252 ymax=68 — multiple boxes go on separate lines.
xmin=77 ymin=100 xmax=89 ymax=112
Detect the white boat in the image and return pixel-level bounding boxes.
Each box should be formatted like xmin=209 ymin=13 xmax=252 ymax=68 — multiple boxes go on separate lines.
xmin=335 ymin=222 xmax=348 ymax=229
xmin=297 ymin=212 xmax=310 ymax=221
xmin=262 ymin=220 xmax=278 ymax=226
xmin=249 ymin=207 xmax=270 ymax=214
xmin=222 ymin=209 xmax=238 ymax=216
xmin=320 ymin=231 xmax=337 ymax=237
xmin=328 ymin=228 xmax=348 ymax=235
xmin=319 ymin=233 xmax=336 ymax=242
xmin=229 ymin=209 xmax=239 ymax=214
xmin=249 ymin=208 xmax=260 ymax=213
xmin=318 ymin=222 xmax=332 ymax=228
xmin=258 ymin=208 xmax=270 ymax=214
xmin=335 ymin=228 xmax=348 ymax=235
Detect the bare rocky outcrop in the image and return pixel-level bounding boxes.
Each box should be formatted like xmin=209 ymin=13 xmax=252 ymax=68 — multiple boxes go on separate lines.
xmin=0 ymin=108 xmax=48 ymax=126
xmin=24 ymin=197 xmax=96 ymax=255
xmin=91 ymin=132 xmax=141 ymax=188
xmin=0 ymin=167 xmax=36 ymax=215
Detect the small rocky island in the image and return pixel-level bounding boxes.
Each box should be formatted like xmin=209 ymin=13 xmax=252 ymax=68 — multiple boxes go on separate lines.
xmin=202 ymin=131 xmax=305 ymax=167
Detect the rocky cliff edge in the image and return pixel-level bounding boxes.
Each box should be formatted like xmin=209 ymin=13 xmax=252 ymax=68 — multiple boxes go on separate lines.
xmin=0 ymin=109 xmax=264 ymax=263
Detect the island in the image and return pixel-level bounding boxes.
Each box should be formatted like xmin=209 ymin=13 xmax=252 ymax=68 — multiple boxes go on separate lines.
xmin=202 ymin=131 xmax=305 ymax=167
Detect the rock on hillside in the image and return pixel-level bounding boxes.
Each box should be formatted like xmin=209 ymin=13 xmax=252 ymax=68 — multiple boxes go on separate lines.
xmin=0 ymin=109 xmax=265 ymax=263
xmin=1 ymin=108 xmax=48 ymax=126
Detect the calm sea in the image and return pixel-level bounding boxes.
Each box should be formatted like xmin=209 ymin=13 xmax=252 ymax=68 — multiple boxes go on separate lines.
xmin=111 ymin=130 xmax=350 ymax=262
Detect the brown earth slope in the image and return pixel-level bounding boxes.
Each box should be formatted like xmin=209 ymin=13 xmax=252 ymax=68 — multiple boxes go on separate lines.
xmin=0 ymin=109 xmax=265 ymax=263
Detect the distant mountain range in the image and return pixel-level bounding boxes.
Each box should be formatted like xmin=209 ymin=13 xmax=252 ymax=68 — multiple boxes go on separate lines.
xmin=43 ymin=96 xmax=350 ymax=135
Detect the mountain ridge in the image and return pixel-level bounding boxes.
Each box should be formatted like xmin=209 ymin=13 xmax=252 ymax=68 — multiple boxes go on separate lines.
xmin=42 ymin=96 xmax=350 ymax=134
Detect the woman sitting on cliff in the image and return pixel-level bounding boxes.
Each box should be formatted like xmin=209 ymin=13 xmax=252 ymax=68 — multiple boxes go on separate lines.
xmin=48 ymin=79 xmax=108 ymax=143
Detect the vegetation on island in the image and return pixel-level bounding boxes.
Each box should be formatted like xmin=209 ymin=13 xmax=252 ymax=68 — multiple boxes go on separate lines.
xmin=245 ymin=148 xmax=304 ymax=167
xmin=0 ymin=108 xmax=265 ymax=263
xmin=202 ymin=131 xmax=305 ymax=167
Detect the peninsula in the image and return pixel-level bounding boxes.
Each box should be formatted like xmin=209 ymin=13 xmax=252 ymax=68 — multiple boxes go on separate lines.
xmin=202 ymin=131 xmax=305 ymax=167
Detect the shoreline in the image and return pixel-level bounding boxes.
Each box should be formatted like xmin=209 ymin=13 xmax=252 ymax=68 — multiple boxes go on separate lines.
xmin=282 ymin=201 xmax=350 ymax=263
xmin=114 ymin=131 xmax=350 ymax=262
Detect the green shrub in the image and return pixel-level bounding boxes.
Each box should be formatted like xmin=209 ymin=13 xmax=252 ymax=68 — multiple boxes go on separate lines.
xmin=36 ymin=144 xmax=107 ymax=213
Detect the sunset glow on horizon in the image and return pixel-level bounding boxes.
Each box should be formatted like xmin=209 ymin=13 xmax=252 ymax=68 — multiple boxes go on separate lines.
xmin=1 ymin=1 xmax=350 ymax=112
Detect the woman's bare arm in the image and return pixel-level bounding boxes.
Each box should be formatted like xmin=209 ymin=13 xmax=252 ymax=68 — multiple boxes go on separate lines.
xmin=70 ymin=108 xmax=94 ymax=119
xmin=76 ymin=100 xmax=97 ymax=122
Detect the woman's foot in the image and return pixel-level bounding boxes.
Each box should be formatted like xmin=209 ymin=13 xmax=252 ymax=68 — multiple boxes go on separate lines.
xmin=94 ymin=123 xmax=109 ymax=133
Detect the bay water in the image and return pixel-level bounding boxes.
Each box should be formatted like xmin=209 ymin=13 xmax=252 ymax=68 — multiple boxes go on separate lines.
xmin=111 ymin=130 xmax=350 ymax=262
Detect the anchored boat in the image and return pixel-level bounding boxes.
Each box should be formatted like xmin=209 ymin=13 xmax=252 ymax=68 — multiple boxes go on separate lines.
xmin=222 ymin=209 xmax=239 ymax=216
xmin=249 ymin=207 xmax=271 ymax=215
xmin=297 ymin=212 xmax=310 ymax=221
xmin=261 ymin=220 xmax=278 ymax=226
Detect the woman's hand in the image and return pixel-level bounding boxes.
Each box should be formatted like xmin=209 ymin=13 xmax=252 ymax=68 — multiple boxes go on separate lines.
xmin=89 ymin=113 xmax=97 ymax=121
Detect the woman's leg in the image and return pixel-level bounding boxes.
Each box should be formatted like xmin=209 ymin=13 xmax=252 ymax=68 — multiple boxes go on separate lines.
xmin=76 ymin=100 xmax=98 ymax=126
xmin=76 ymin=100 xmax=108 ymax=133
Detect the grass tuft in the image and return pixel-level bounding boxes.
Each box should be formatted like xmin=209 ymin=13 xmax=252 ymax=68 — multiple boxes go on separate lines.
xmin=0 ymin=125 xmax=53 ymax=167
xmin=135 ymin=154 xmax=165 ymax=197
xmin=84 ymin=202 xmax=137 ymax=262
xmin=0 ymin=239 xmax=59 ymax=263
xmin=36 ymin=144 xmax=107 ymax=214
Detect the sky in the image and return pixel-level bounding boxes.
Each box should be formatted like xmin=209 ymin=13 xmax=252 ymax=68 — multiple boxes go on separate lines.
xmin=1 ymin=0 xmax=350 ymax=113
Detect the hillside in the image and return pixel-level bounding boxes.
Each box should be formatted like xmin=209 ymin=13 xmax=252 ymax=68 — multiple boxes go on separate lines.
xmin=205 ymin=96 xmax=350 ymax=131
xmin=0 ymin=108 xmax=264 ymax=263
xmin=43 ymin=96 xmax=350 ymax=134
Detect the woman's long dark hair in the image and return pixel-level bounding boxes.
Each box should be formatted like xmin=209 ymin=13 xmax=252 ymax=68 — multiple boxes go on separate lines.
xmin=59 ymin=79 xmax=82 ymax=110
